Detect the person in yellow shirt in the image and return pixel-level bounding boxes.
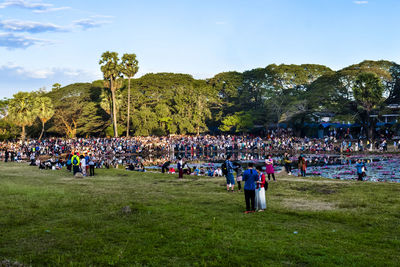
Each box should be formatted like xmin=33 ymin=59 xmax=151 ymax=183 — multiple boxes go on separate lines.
xmin=71 ymin=153 xmax=80 ymax=175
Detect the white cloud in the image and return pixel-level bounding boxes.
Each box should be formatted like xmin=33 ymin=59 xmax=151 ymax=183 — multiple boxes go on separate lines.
xmin=0 ymin=16 xmax=113 ymax=49
xmin=33 ymin=6 xmax=70 ymax=13
xmin=0 ymin=0 xmax=50 ymax=9
xmin=0 ymin=0 xmax=70 ymax=12
xmin=353 ymin=1 xmax=368 ymax=4
xmin=22 ymin=68 xmax=54 ymax=79
xmin=0 ymin=64 xmax=99 ymax=97
xmin=0 ymin=32 xmax=52 ymax=49
xmin=0 ymin=19 xmax=66 ymax=33
xmin=73 ymin=18 xmax=111 ymax=30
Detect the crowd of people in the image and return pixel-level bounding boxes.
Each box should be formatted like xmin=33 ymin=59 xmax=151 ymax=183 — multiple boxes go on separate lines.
xmin=0 ymin=133 xmax=389 ymax=212
xmin=0 ymin=134 xmax=388 ymax=182
xmin=0 ymin=133 xmax=396 ymax=167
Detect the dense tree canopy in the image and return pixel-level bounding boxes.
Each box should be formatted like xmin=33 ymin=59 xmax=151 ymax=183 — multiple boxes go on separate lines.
xmin=1 ymin=59 xmax=400 ymax=139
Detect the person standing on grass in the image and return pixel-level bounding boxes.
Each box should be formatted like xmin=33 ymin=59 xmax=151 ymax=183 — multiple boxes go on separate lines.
xmin=301 ymin=156 xmax=307 ymax=177
xmin=243 ymin=162 xmax=258 ymax=213
xmin=255 ymin=166 xmax=267 ymax=211
xmin=71 ymin=153 xmax=80 ymax=175
xmin=85 ymin=153 xmax=90 ymax=175
xmin=80 ymin=155 xmax=87 ymax=176
xmin=66 ymin=153 xmax=72 ymax=172
xmin=298 ymin=155 xmax=307 ymax=177
xmin=88 ymin=154 xmax=95 ymax=176
xmin=225 ymin=155 xmax=235 ymax=192
xmin=177 ymin=157 xmax=184 ymax=179
xmin=234 ymin=162 xmax=243 ymax=192
xmin=355 ymin=159 xmax=365 ymax=181
xmin=265 ymin=155 xmax=276 ymax=181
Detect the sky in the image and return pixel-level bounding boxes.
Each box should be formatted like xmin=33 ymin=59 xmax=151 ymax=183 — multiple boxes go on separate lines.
xmin=0 ymin=0 xmax=400 ymax=98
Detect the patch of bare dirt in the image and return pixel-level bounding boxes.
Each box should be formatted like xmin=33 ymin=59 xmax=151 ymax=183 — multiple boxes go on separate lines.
xmin=281 ymin=198 xmax=337 ymax=211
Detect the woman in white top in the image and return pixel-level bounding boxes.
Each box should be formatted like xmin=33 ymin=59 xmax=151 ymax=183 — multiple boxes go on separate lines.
xmin=80 ymin=155 xmax=87 ymax=176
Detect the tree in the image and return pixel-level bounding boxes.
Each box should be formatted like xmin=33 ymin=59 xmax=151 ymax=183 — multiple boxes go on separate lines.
xmin=131 ymin=105 xmax=158 ymax=136
xmin=263 ymin=64 xmax=334 ymax=127
xmin=219 ymin=111 xmax=255 ymax=133
xmin=353 ymin=72 xmax=384 ymax=139
xmin=241 ymin=68 xmax=268 ymax=111
xmin=130 ymin=73 xmax=212 ymax=135
xmin=7 ymin=92 xmax=37 ymax=140
xmin=0 ymin=99 xmax=19 ymax=140
xmin=99 ymin=51 xmax=122 ymax=137
xmin=52 ymin=83 xmax=61 ymax=91
xmin=35 ymin=96 xmax=55 ymax=140
xmin=304 ymin=72 xmax=357 ymax=125
xmin=208 ymin=71 xmax=243 ymax=121
xmin=99 ymin=88 xmax=124 ymax=128
xmin=339 ymin=60 xmax=400 ymax=101
xmin=121 ymin=53 xmax=139 ymax=137
xmin=45 ymin=83 xmax=106 ymax=137
xmin=77 ymin=102 xmax=108 ymax=137
xmin=154 ymin=103 xmax=172 ymax=135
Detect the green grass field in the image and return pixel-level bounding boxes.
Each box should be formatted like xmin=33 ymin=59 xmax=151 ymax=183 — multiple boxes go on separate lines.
xmin=0 ymin=163 xmax=399 ymax=266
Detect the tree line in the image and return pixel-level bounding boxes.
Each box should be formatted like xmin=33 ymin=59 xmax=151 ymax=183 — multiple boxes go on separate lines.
xmin=1 ymin=55 xmax=399 ymax=140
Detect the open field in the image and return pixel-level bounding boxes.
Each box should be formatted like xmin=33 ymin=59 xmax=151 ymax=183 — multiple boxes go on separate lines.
xmin=0 ymin=163 xmax=399 ymax=266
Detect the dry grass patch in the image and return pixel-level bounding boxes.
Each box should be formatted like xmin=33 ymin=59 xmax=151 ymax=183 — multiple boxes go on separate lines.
xmin=281 ymin=198 xmax=337 ymax=211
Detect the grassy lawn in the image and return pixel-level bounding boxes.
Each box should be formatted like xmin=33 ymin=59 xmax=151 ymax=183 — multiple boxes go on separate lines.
xmin=0 ymin=163 xmax=399 ymax=266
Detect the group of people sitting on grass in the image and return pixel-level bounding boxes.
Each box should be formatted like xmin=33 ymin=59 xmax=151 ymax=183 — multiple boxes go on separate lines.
xmin=25 ymin=151 xmax=97 ymax=177
xmin=161 ymin=160 xmax=225 ymax=177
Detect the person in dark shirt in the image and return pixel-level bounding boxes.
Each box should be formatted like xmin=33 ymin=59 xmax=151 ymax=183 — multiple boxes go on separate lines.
xmin=233 ymin=162 xmax=243 ymax=192
xmin=162 ymin=161 xmax=171 ymax=173
xmin=225 ymin=155 xmax=235 ymax=192
xmin=177 ymin=157 xmax=184 ymax=179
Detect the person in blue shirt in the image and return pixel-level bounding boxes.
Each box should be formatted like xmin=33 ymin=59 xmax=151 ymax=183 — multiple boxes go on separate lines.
xmin=242 ymin=162 xmax=258 ymax=213
xmin=225 ymin=155 xmax=235 ymax=192
xmin=355 ymin=159 xmax=365 ymax=181
xmin=207 ymin=168 xmax=214 ymax=177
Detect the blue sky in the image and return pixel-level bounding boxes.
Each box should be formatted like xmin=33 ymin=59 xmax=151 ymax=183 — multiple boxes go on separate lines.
xmin=0 ymin=0 xmax=399 ymax=98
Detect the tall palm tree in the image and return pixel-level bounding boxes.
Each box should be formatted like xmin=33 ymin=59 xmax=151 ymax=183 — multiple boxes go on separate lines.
xmin=7 ymin=92 xmax=37 ymax=140
xmin=35 ymin=96 xmax=55 ymax=140
xmin=100 ymin=88 xmax=124 ymax=129
xmin=99 ymin=51 xmax=121 ymax=137
xmin=121 ymin=53 xmax=139 ymax=137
